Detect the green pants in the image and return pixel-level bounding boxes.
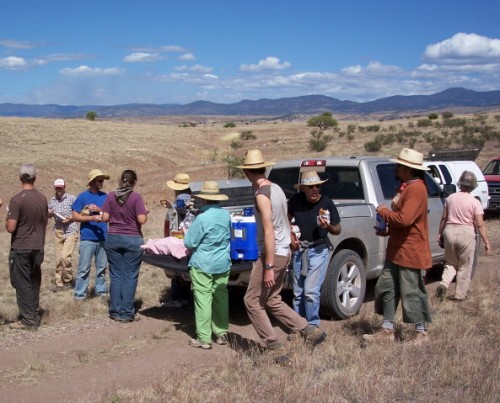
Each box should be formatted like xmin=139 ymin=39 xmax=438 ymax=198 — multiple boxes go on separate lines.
xmin=189 ymin=267 xmax=230 ymax=343
xmin=374 ymin=260 xmax=432 ymax=324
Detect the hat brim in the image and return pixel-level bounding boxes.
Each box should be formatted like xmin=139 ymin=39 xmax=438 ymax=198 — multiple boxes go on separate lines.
xmin=293 ymin=178 xmax=328 ymax=189
xmin=87 ymin=174 xmax=110 ymax=185
xmin=236 ymin=161 xmax=276 ymax=169
xmin=195 ymin=193 xmax=229 ymax=201
xmin=167 ymin=180 xmax=190 ymax=191
xmin=390 ymin=158 xmax=430 ymax=171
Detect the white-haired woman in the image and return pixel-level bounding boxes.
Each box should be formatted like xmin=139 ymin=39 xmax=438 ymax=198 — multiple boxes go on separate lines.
xmin=436 ymin=170 xmax=493 ymax=301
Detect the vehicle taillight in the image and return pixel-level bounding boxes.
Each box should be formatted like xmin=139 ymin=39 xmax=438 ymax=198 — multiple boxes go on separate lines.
xmin=301 ymin=160 xmax=326 ymax=167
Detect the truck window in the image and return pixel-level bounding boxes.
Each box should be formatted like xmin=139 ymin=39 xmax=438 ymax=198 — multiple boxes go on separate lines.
xmin=438 ymin=164 xmax=453 ymax=185
xmin=268 ymin=167 xmax=300 ymax=199
xmin=377 ymin=163 xmax=441 ymax=199
xmin=322 ymin=167 xmax=364 ymax=200
xmin=483 ymin=160 xmax=500 ymax=175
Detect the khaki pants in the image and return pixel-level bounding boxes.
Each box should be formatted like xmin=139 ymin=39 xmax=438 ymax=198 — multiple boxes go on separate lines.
xmin=440 ymin=225 xmax=476 ymax=299
xmin=54 ymin=231 xmax=79 ymax=287
xmin=244 ymin=253 xmax=308 ymax=346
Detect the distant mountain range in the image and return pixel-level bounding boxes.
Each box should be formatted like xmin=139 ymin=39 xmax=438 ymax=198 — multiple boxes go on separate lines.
xmin=1 ymin=87 xmax=499 ymax=118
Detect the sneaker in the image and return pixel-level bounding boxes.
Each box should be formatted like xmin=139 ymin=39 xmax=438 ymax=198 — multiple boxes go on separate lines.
xmin=434 ymin=285 xmax=447 ymax=302
xmin=162 ymin=300 xmax=183 ymax=308
xmin=216 ymin=334 xmax=229 ymax=345
xmin=9 ymin=321 xmax=38 ymax=331
xmin=301 ymin=325 xmax=327 ymax=347
xmin=362 ymin=328 xmax=395 ymax=343
xmin=411 ymin=331 xmax=429 ymax=346
xmin=267 ymin=341 xmax=289 ymax=363
xmin=118 ymin=314 xmax=141 ymax=323
xmin=189 ymin=338 xmax=212 ymax=349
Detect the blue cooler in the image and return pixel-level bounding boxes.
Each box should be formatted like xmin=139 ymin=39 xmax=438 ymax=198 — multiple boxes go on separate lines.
xmin=230 ymin=207 xmax=258 ymax=261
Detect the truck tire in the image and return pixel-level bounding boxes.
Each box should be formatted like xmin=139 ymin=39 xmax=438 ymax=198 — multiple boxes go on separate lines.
xmin=320 ymin=250 xmax=366 ymax=319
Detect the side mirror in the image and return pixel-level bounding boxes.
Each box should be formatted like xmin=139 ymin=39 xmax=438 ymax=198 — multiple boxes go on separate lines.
xmin=442 ymin=183 xmax=456 ymax=198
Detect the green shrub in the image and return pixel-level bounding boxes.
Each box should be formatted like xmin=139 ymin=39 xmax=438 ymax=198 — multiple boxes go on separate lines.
xmin=85 ymin=111 xmax=97 ymax=121
xmin=364 ymin=139 xmax=382 ymax=152
xmin=240 ymin=130 xmax=257 ymax=140
xmin=224 ymin=122 xmax=236 ymax=128
xmin=442 ymin=111 xmax=453 ymax=119
xmin=365 ymin=125 xmax=380 ymax=132
xmin=417 ymin=118 xmax=433 ymax=127
xmin=230 ymin=141 xmax=242 ymax=150
xmin=428 ymin=113 xmax=439 ymax=120
xmin=309 ymin=139 xmax=327 ymax=152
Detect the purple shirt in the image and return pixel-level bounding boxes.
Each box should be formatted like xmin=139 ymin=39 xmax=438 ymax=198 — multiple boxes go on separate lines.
xmin=102 ymin=191 xmax=148 ymax=236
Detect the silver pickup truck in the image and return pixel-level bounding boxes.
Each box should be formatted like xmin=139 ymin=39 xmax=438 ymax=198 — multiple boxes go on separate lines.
xmin=144 ymin=156 xmax=453 ymax=319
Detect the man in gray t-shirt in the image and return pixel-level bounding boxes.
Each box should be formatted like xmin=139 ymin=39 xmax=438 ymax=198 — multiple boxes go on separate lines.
xmin=238 ymin=149 xmax=327 ymax=363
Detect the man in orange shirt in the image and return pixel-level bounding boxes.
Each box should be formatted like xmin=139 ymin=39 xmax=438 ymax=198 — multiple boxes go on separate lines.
xmin=363 ymin=148 xmax=432 ymax=345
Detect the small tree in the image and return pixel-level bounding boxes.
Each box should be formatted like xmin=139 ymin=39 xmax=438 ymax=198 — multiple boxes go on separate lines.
xmin=86 ymin=111 xmax=97 ymax=121
xmin=307 ymin=112 xmax=338 ymax=131
xmin=223 ymin=122 xmax=236 ymax=128
xmin=428 ymin=112 xmax=439 ymax=120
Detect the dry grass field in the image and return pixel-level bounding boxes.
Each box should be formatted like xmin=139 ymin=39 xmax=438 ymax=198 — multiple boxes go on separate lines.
xmin=0 ymin=111 xmax=498 ymax=402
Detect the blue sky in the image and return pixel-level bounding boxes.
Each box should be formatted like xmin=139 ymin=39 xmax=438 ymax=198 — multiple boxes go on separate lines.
xmin=1 ymin=0 xmax=499 ymax=106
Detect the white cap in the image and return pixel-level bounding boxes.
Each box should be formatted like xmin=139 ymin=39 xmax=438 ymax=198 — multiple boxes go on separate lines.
xmin=54 ymin=179 xmax=65 ymax=188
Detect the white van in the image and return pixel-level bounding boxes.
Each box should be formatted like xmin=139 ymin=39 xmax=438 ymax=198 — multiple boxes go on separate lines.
xmin=424 ymin=160 xmax=489 ymax=209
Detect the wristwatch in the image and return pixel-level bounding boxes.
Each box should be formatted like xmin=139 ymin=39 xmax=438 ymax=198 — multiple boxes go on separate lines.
xmin=264 ymin=263 xmax=274 ymax=270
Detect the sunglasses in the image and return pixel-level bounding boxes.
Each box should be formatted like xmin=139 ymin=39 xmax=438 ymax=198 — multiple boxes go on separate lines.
xmin=306 ymin=185 xmax=320 ymax=189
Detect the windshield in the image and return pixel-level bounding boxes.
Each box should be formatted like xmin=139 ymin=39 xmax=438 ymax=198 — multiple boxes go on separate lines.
xmin=483 ymin=160 xmax=500 ymax=175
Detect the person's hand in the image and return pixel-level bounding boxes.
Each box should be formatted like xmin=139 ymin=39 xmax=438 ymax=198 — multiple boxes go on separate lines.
xmin=376 ymin=204 xmax=388 ymax=213
xmin=263 ymin=268 xmax=275 ymax=288
xmin=485 ymin=243 xmax=493 ymax=256
xmin=317 ymin=216 xmax=330 ymax=229
xmin=88 ymin=204 xmax=101 ymax=213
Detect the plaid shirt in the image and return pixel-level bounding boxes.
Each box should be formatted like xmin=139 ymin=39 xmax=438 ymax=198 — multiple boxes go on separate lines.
xmin=48 ymin=193 xmax=79 ymax=237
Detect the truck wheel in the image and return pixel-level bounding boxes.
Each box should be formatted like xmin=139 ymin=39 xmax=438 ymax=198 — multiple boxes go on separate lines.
xmin=320 ymin=250 xmax=366 ymax=319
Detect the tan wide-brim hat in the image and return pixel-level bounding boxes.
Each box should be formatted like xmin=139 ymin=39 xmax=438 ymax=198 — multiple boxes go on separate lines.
xmin=236 ymin=149 xmax=275 ymax=169
xmin=167 ymin=173 xmax=191 ymax=190
xmin=390 ymin=148 xmax=430 ymax=171
xmin=195 ymin=181 xmax=229 ymax=201
xmin=87 ymin=169 xmax=110 ymax=185
xmin=293 ymin=171 xmax=328 ymax=189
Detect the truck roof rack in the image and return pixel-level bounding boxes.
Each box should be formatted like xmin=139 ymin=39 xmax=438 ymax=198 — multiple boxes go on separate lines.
xmin=427 ymin=147 xmax=482 ymax=161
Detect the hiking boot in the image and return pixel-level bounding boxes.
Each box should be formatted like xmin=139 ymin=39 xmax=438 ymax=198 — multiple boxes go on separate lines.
xmin=9 ymin=321 xmax=38 ymax=331
xmin=434 ymin=285 xmax=447 ymax=302
xmin=267 ymin=341 xmax=289 ymax=364
xmin=362 ymin=328 xmax=395 ymax=343
xmin=411 ymin=331 xmax=429 ymax=346
xmin=301 ymin=325 xmax=327 ymax=347
xmin=189 ymin=338 xmax=212 ymax=350
xmin=215 ymin=334 xmax=229 ymax=345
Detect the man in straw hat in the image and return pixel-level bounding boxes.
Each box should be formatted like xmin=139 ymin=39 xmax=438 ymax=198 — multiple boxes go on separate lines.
xmin=288 ymin=171 xmax=341 ymax=327
xmin=184 ymin=181 xmax=231 ymax=349
xmin=162 ymin=172 xmax=193 ymax=308
xmin=363 ymin=148 xmax=432 ymax=345
xmin=238 ymin=149 xmax=327 ymax=362
xmin=72 ymin=169 xmax=110 ymax=300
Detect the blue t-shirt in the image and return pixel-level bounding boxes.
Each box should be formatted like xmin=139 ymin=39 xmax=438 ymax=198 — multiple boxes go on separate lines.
xmin=72 ymin=189 xmax=108 ymax=241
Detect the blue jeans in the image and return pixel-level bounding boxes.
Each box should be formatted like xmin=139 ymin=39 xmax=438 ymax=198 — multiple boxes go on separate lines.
xmin=74 ymin=240 xmax=108 ymax=299
xmin=292 ymin=244 xmax=329 ymax=326
xmin=105 ymin=234 xmax=144 ymax=321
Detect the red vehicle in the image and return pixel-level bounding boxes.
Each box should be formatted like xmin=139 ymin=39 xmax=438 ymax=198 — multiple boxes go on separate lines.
xmin=483 ymin=157 xmax=500 ymax=214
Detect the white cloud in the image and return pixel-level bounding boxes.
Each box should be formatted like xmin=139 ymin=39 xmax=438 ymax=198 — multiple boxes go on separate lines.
xmin=0 ymin=56 xmax=28 ymax=70
xmin=60 ymin=65 xmax=124 ymax=76
xmin=179 ymin=53 xmax=195 ymax=61
xmin=424 ymin=33 xmax=500 ymax=64
xmin=342 ymin=65 xmax=362 ymax=75
xmin=128 ymin=45 xmax=188 ymax=53
xmin=240 ymin=56 xmax=291 ymax=71
xmin=124 ymin=52 xmax=164 ymax=62
xmin=33 ymin=53 xmax=94 ymax=66
xmin=175 ymin=64 xmax=213 ymax=73
xmin=0 ymin=39 xmax=41 ymax=49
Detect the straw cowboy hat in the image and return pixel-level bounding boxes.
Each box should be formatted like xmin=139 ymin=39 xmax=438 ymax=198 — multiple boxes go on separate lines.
xmin=236 ymin=149 xmax=275 ymax=169
xmin=195 ymin=181 xmax=229 ymax=201
xmin=391 ymin=148 xmax=429 ymax=171
xmin=167 ymin=173 xmax=191 ymax=191
xmin=87 ymin=169 xmax=110 ymax=185
xmin=293 ymin=171 xmax=328 ymax=189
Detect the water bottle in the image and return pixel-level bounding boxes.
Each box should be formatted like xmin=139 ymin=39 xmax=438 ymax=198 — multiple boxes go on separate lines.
xmin=375 ymin=213 xmax=387 ymax=235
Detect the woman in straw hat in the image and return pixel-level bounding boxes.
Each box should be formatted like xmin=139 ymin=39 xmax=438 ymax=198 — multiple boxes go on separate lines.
xmin=162 ymin=173 xmax=193 ymax=308
xmin=363 ymin=148 xmax=433 ymax=345
xmin=184 ymin=181 xmax=231 ymax=349
xmin=237 ymin=149 xmax=327 ymax=362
